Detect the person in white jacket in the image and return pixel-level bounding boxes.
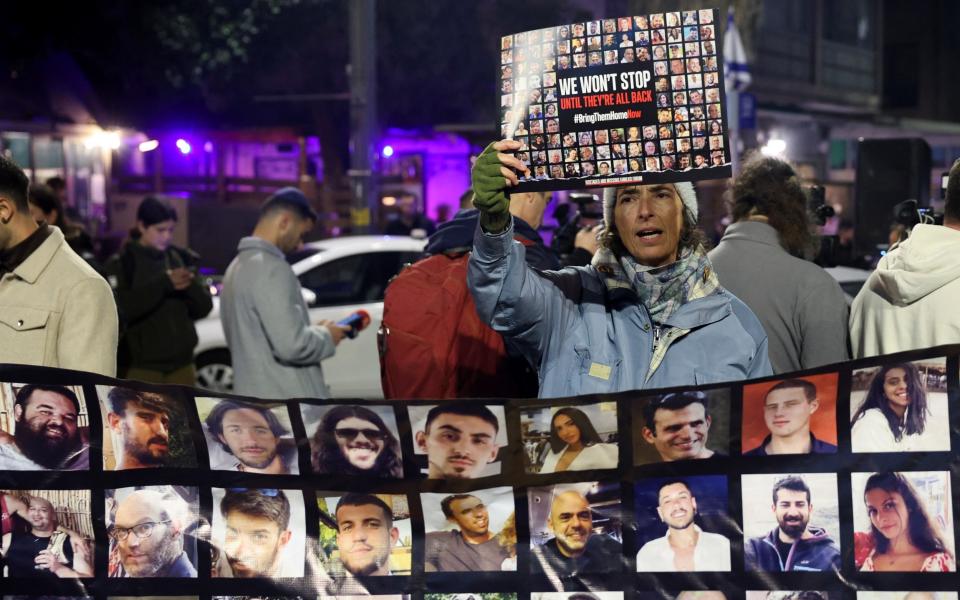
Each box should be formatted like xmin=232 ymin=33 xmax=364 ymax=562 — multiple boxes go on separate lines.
xmin=850 ymin=159 xmax=960 ymax=358
xmin=537 ymin=406 xmax=618 ymax=473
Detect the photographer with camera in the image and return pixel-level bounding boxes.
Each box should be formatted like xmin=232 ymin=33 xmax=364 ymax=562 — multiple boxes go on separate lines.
xmin=551 ymin=193 xmax=603 ymax=267
xmin=709 ymin=155 xmax=849 ymax=374
xmin=851 ymin=158 xmax=960 ymax=357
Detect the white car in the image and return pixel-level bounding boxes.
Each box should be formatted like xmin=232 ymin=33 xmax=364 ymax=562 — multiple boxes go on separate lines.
xmin=194 ymin=235 xmax=427 ymax=398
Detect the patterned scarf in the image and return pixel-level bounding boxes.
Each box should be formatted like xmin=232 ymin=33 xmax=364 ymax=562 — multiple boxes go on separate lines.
xmin=593 ymin=243 xmax=719 ymax=380
xmin=592 ymin=243 xmax=719 ymax=325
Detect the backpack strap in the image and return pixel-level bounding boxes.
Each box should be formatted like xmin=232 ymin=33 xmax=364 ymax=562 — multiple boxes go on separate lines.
xmin=513 ymin=234 xmax=536 ymax=247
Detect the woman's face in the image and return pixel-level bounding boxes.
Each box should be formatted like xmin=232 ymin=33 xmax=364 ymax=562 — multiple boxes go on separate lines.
xmin=883 ymin=367 xmax=911 ymax=409
xmin=139 ymin=219 xmax=176 ymax=251
xmin=865 ymin=488 xmax=909 ymax=542
xmin=553 ymin=414 xmax=582 ymax=447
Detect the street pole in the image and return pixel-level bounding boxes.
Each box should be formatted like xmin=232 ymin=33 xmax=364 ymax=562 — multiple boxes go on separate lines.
xmin=348 ymin=0 xmax=377 ymax=233
xmin=727 ymin=88 xmax=741 ymax=174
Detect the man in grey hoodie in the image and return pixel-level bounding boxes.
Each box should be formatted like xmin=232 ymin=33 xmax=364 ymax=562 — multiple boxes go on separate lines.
xmin=851 ymin=158 xmax=960 ymax=357
xmin=221 ymin=188 xmax=347 ymax=399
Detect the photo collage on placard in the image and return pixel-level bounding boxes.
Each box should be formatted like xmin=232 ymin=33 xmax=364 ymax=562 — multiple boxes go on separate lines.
xmin=500 ymin=9 xmax=725 ymax=182
xmin=0 ymin=347 xmax=957 ymax=599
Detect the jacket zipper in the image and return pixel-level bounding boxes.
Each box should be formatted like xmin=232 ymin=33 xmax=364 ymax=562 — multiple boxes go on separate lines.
xmin=653 ymin=325 xmax=662 ymax=351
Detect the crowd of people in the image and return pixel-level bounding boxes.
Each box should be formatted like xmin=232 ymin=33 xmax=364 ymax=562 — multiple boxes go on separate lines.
xmin=1 ymin=144 xmax=959 ymax=400
xmin=464 ymin=142 xmax=960 ymax=397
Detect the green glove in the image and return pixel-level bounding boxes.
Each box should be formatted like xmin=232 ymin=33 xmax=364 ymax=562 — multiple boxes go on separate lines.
xmin=472 ymin=142 xmax=513 ymax=233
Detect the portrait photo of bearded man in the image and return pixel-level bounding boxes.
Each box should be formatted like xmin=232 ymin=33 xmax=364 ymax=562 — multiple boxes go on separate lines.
xmin=303 ymin=404 xmax=403 ymax=479
xmin=198 ymin=397 xmax=298 ymax=475
xmin=97 ymin=385 xmax=197 ymax=470
xmin=528 ymin=483 xmax=623 ymax=587
xmin=211 ymin=487 xmax=306 ymax=578
xmin=0 ymin=383 xmax=88 ymax=470
xmin=316 ymin=492 xmax=412 ymax=580
xmin=107 ymin=486 xmax=199 ymax=578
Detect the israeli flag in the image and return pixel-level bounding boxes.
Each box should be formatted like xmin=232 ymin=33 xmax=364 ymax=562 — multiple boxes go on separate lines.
xmin=723 ymin=6 xmax=752 ymax=92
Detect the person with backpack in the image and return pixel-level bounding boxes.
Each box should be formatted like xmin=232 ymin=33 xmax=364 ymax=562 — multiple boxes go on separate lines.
xmin=467 ymin=139 xmax=771 ymax=398
xmin=379 ymin=189 xmax=558 ymax=399
xmin=105 ymin=197 xmax=212 ymax=385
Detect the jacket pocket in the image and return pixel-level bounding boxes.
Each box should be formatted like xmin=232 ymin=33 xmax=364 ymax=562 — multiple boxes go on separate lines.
xmin=0 ymin=306 xmax=51 ymax=365
xmin=694 ymin=369 xmax=731 ymax=386
xmin=571 ymin=345 xmax=623 ymax=394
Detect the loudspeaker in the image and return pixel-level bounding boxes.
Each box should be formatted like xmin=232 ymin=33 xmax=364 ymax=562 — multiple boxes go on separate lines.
xmin=854 ymin=137 xmax=931 ymax=257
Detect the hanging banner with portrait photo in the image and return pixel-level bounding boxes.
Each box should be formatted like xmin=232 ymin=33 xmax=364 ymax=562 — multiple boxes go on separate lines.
xmin=499 ymin=11 xmax=733 ymax=193
xmin=0 ymin=343 xmax=958 ymax=600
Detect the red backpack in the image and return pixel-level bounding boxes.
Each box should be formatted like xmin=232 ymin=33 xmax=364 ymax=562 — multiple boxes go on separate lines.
xmin=378 ymin=246 xmax=538 ymax=399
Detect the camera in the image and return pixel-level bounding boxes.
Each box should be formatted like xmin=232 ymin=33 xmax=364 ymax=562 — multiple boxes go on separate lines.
xmin=569 ymin=192 xmax=604 ymax=221
xmin=552 ymin=192 xmax=603 ymax=258
xmin=893 ymin=199 xmax=942 ymax=229
xmin=805 ymin=185 xmax=834 ymax=226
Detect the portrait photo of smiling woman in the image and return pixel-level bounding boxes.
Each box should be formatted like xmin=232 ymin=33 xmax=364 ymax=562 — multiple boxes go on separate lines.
xmin=852 ymin=471 xmax=955 ymax=572
xmin=850 ymin=359 xmax=950 ymax=453
xmin=521 ymin=403 xmax=618 ymax=474
xmin=301 ymin=403 xmax=403 ymax=479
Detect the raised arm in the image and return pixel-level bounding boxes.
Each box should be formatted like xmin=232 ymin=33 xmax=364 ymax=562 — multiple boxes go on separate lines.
xmin=467 ymin=141 xmax=581 ymax=368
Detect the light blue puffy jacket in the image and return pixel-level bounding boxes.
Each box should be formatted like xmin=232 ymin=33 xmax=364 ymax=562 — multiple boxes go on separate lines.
xmin=468 ymin=223 xmax=772 ymax=398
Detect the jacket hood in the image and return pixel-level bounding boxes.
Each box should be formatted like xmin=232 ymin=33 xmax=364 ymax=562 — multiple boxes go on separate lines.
xmin=425 ymin=209 xmax=480 ymax=254
xmin=870 ymin=224 xmax=960 ymax=305
xmin=425 ymin=209 xmax=542 ymax=255
xmin=236 ymin=236 xmax=284 ymax=258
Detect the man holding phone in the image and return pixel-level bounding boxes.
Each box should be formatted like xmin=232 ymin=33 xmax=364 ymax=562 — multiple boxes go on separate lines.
xmin=105 ymin=196 xmax=213 ymax=385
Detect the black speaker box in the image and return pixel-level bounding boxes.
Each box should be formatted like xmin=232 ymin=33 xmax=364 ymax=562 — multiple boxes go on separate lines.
xmin=854 ymin=137 xmax=931 ymax=256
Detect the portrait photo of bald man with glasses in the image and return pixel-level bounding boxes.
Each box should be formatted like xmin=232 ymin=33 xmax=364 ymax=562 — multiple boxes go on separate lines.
xmin=106 ymin=485 xmax=198 ymax=578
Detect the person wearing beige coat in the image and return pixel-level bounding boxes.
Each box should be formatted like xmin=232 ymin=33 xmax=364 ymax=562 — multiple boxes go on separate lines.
xmin=0 ymin=155 xmax=118 ymax=376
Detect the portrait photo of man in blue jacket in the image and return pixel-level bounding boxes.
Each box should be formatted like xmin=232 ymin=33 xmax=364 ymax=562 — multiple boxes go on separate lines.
xmin=743 ymin=474 xmax=841 ymax=572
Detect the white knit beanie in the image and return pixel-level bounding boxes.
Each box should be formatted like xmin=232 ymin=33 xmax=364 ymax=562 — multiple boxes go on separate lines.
xmin=602 ymin=181 xmax=698 ymax=230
